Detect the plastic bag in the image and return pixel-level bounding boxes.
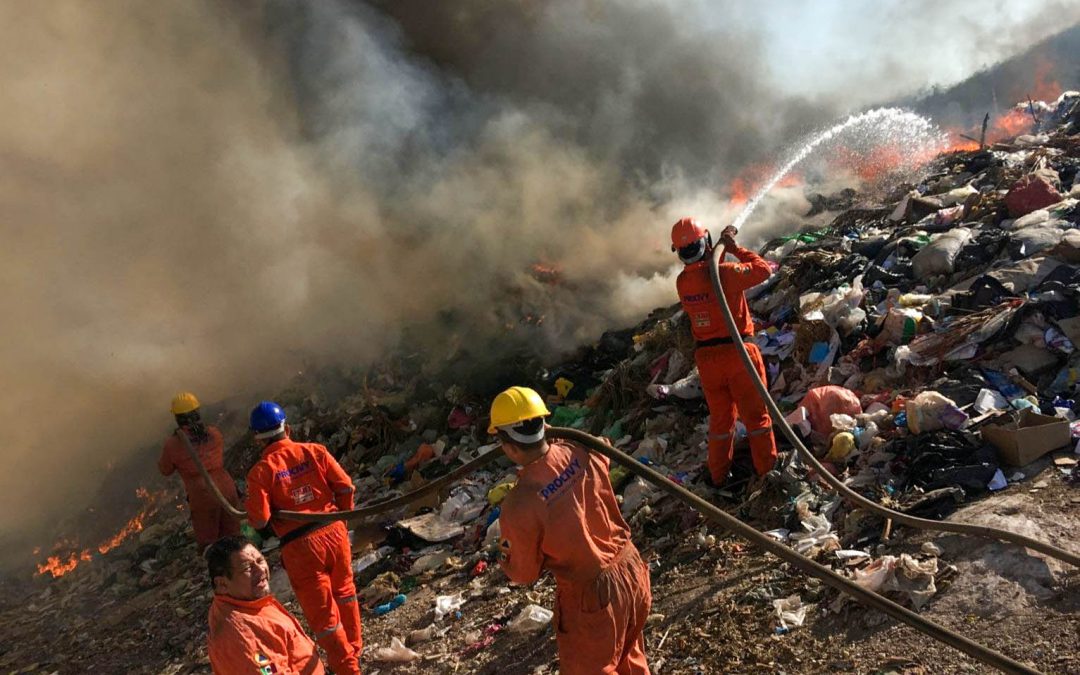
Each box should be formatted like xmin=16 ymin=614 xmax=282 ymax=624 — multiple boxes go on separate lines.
xmin=434 ymin=593 xmax=465 ymax=621
xmin=772 ymin=595 xmax=806 ymax=630
xmin=508 ymin=604 xmax=554 ymax=632
xmin=905 ymin=391 xmax=958 ymax=434
xmin=371 ymin=637 xmax=420 ymax=663
xmin=799 ymin=386 xmax=863 ymax=436
xmin=911 ymin=227 xmax=973 ymax=279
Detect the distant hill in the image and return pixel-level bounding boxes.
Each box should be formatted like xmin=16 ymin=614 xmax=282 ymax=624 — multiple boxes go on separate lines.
xmin=902 ymin=22 xmax=1080 ymax=130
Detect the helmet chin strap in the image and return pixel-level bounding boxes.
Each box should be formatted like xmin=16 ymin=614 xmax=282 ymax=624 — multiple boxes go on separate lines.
xmin=501 ymin=424 xmax=546 ymax=444
xmin=254 ymin=422 xmax=286 ymax=440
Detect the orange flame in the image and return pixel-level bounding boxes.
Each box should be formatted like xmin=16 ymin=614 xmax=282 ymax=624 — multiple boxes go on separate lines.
xmin=36 ymin=550 xmax=93 ymax=577
xmin=529 ymin=262 xmax=562 ymax=285
xmin=1030 ymin=57 xmax=1063 ymax=103
xmin=727 ymin=163 xmax=803 ymax=206
xmin=35 ymin=487 xmax=164 ymax=578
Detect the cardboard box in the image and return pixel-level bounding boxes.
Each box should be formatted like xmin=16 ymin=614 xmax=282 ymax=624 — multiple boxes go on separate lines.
xmin=981 ymin=410 xmax=1071 ymax=466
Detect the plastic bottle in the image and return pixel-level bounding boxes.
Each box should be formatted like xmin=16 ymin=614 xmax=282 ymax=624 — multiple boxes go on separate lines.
xmin=353 ymin=546 xmax=394 ymax=575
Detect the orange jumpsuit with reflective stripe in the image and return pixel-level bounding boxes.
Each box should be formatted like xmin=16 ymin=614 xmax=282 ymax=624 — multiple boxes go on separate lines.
xmin=500 ymin=440 xmax=651 ymax=674
xmin=246 ymin=438 xmax=361 ymax=675
xmin=677 ymin=246 xmax=777 ymax=484
xmin=159 ymin=426 xmax=241 ymax=548
xmin=208 ymin=592 xmax=325 ymax=675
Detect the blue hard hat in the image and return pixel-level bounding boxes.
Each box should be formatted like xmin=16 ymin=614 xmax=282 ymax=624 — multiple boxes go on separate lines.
xmin=250 ymin=401 xmax=287 ymax=435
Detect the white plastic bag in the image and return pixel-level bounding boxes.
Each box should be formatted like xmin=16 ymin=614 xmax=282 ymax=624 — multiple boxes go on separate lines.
xmin=772 ymin=595 xmax=806 ymax=629
xmin=508 ymin=604 xmax=554 ymax=632
xmin=434 ymin=593 xmax=465 ymax=621
xmin=371 ymin=637 xmax=420 ymax=663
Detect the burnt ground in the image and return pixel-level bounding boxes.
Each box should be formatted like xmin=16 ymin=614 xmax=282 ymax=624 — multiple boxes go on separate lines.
xmin=1 ymin=454 xmax=1076 ymax=675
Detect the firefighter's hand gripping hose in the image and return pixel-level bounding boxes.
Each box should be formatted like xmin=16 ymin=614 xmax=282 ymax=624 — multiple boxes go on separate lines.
xmin=705 ymin=243 xmax=1080 ymax=569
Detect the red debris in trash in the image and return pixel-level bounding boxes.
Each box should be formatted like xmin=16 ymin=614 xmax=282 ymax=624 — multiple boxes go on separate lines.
xmin=1005 ymin=172 xmax=1063 ymax=218
xmin=470 ymin=560 xmax=488 ymax=577
xmin=447 ymin=405 xmax=476 ymax=430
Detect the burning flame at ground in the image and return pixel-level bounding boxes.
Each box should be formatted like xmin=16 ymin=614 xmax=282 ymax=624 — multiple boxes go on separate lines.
xmin=529 ymin=262 xmax=563 ymax=285
xmin=35 ymin=487 xmax=165 ymax=578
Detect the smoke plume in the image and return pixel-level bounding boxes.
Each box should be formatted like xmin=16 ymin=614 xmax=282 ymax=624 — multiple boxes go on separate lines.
xmin=1 ymin=0 xmax=1076 ymax=556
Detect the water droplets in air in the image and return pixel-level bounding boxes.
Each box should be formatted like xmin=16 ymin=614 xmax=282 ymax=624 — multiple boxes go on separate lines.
xmin=730 ymin=108 xmax=946 ymax=231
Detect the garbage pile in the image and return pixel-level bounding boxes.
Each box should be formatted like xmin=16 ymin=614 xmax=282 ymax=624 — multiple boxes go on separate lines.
xmin=5 ymin=93 xmax=1080 ymax=674
xmin=241 ymin=92 xmax=1079 ymax=669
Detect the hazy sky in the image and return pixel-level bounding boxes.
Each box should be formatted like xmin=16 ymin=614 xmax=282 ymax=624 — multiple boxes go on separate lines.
xmin=686 ymin=0 xmax=1080 ymax=105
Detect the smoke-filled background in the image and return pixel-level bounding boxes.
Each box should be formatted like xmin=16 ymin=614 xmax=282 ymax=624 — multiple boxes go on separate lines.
xmin=2 ymin=0 xmax=1079 ymax=555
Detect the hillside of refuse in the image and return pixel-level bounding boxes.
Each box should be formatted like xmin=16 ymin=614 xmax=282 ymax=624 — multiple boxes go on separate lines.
xmin=3 ymin=94 xmax=1080 ymax=675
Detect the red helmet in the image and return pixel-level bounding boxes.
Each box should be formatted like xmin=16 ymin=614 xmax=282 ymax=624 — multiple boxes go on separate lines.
xmin=671 ymin=217 xmax=708 ymax=250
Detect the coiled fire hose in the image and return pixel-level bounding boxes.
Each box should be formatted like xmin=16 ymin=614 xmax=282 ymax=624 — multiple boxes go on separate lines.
xmin=706 ymin=242 xmax=1080 ymax=569
xmin=179 ymin=428 xmax=1041 ymax=673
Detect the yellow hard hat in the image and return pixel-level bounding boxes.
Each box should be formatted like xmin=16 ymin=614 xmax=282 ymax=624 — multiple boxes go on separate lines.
xmin=170 ymin=392 xmax=200 ymax=415
xmin=488 ymin=386 xmax=551 ymax=434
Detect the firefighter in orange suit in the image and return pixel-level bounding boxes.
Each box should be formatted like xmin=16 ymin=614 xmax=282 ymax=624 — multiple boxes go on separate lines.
xmin=244 ymin=401 xmax=362 ymax=675
xmin=672 ymin=218 xmax=777 ymax=487
xmin=159 ymin=392 xmax=241 ymax=551
xmin=206 ymin=535 xmax=326 ymax=674
xmin=492 ymin=386 xmax=651 ymax=675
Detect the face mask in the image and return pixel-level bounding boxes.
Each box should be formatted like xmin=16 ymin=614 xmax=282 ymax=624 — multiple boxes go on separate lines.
xmin=678 ymin=239 xmax=706 ymax=263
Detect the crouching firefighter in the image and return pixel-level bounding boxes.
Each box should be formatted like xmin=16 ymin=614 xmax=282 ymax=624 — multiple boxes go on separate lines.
xmin=671 ymin=218 xmax=778 ymax=487
xmin=491 ymin=386 xmax=652 ymax=674
xmin=244 ymin=401 xmax=362 ymax=675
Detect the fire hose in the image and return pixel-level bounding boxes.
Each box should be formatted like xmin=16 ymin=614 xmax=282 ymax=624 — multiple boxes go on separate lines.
xmin=706 ymin=241 xmax=1080 ymax=569
xmin=179 ymin=428 xmax=1042 ymax=674
xmin=168 ymin=240 xmax=1079 ymax=673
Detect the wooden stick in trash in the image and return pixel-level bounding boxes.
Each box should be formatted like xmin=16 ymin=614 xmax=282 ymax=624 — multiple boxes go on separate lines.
xmin=979 ymin=112 xmax=990 ymax=149
xmin=882 ymin=518 xmax=893 ymax=542
xmin=1007 ymin=368 xmax=1039 ymax=396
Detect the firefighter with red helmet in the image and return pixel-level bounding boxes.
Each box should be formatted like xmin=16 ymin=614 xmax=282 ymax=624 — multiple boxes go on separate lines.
xmin=671 ymin=218 xmax=777 ymax=487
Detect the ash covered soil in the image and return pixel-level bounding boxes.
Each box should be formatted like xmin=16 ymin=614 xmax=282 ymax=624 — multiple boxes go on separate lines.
xmin=5 ymin=97 xmax=1080 ymax=674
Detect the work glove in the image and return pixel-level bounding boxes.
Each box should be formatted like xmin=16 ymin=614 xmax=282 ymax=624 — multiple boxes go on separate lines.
xmin=720 ymin=225 xmax=738 ymax=249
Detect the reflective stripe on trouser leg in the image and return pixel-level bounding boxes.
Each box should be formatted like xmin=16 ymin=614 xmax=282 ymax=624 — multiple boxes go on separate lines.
xmin=707 ymin=429 xmax=736 ymax=483
xmin=315 ymin=623 xmax=342 ymax=640
xmin=337 ymin=594 xmax=358 ymax=604
xmin=747 ymin=424 xmax=778 ymax=476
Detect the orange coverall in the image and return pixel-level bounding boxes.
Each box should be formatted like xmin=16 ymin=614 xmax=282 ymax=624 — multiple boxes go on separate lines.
xmin=500 ymin=440 xmax=652 ymax=674
xmin=246 ymin=439 xmax=362 ymax=675
xmin=159 ymin=426 xmax=241 ymax=548
xmin=676 ymin=245 xmax=777 ymax=484
xmin=208 ymin=592 xmax=325 ymax=675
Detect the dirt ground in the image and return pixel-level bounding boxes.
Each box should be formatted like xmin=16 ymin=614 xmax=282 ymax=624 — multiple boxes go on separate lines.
xmin=1 ymin=453 xmax=1076 ymax=675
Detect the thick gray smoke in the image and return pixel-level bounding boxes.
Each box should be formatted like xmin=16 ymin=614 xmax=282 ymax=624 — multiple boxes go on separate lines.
xmin=0 ymin=0 xmax=1075 ymax=559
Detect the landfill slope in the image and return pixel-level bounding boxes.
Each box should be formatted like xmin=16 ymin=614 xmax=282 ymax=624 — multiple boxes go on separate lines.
xmin=4 ymin=95 xmax=1080 ymax=674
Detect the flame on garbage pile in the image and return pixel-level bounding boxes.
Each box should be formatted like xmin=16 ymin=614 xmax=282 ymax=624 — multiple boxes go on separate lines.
xmin=1030 ymin=56 xmax=1064 ymax=104
xmin=944 ymin=65 xmax=1064 ymax=152
xmin=34 ymin=487 xmax=165 ymax=579
xmin=728 ymin=164 xmax=804 ymax=207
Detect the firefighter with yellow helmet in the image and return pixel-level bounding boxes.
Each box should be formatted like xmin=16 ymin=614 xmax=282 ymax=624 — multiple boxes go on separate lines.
xmin=158 ymin=393 xmax=242 ymax=550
